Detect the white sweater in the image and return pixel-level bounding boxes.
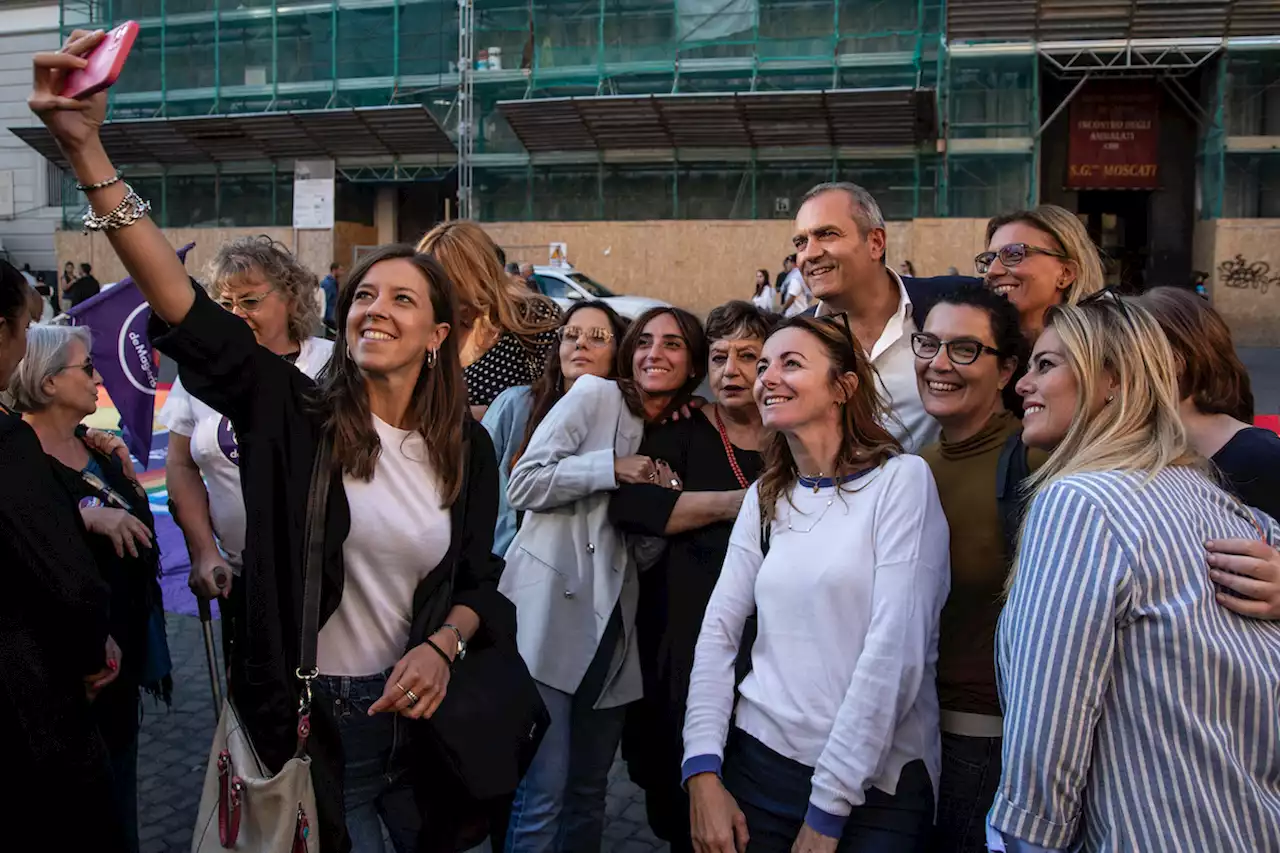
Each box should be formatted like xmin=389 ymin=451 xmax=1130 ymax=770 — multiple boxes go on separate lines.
xmin=681 ymin=454 xmax=950 ymax=833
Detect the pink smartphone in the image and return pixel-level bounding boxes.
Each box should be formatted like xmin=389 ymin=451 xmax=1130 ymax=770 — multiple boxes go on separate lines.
xmin=61 ymin=21 xmax=139 ymax=100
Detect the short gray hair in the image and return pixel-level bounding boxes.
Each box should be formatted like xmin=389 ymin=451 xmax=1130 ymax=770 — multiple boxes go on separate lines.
xmin=801 ymin=182 xmax=886 ymax=237
xmin=7 ymin=324 xmax=92 ymax=412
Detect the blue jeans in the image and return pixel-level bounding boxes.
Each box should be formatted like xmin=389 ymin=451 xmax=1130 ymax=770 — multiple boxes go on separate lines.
xmin=504 ymin=681 xmax=627 ymax=853
xmin=317 ymin=673 xmax=420 ymax=853
xmin=930 ymin=733 xmax=1002 ymax=853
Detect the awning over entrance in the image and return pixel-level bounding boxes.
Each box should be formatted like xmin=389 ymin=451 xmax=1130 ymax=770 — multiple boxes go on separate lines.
xmin=947 ymin=0 xmax=1280 ymax=43
xmin=497 ymin=88 xmax=937 ymax=153
xmin=10 ymin=104 xmax=454 ymax=168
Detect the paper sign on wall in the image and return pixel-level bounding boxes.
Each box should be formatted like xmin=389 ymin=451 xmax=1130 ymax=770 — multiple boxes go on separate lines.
xmin=549 ymin=242 xmax=568 ymax=268
xmin=293 ymin=160 xmax=335 ymax=229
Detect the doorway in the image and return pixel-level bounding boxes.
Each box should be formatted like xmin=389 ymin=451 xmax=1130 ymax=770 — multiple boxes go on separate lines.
xmin=1075 ymin=190 xmax=1150 ymax=292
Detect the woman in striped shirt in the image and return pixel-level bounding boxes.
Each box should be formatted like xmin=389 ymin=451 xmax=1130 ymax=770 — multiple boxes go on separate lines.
xmin=988 ymin=294 xmax=1280 ymax=852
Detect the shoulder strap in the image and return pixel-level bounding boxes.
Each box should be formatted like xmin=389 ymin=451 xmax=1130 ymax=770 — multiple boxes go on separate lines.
xmin=995 ymin=431 xmax=1030 ymax=561
xmin=298 ymin=432 xmax=334 ymax=683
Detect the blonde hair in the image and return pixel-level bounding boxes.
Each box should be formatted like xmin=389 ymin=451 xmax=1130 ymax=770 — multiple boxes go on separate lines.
xmin=416 ymin=220 xmax=559 ymax=345
xmin=205 ymin=235 xmax=320 ymax=344
xmin=986 ymin=204 xmax=1105 ymax=307
xmin=1009 ymin=297 xmax=1198 ymax=591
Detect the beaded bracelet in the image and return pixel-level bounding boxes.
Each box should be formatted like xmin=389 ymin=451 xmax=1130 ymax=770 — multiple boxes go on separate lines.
xmin=76 ymin=171 xmax=122 ymax=192
xmin=81 ymin=185 xmax=151 ymax=234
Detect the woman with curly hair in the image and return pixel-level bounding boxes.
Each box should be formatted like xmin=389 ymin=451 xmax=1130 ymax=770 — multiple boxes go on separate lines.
xmin=417 ymin=221 xmax=561 ymax=418
xmin=159 ymin=236 xmax=333 ymax=667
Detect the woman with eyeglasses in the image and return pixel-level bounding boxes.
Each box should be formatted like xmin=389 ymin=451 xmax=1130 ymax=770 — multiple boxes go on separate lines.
xmin=978 ymin=205 xmax=1104 ymax=344
xmin=159 ymin=237 xmax=333 ymax=669
xmin=683 ymin=314 xmax=950 ymax=853
xmin=608 ymin=301 xmax=774 ymax=853
xmin=988 ymin=297 xmax=1280 ymax=852
xmin=502 ymin=306 xmax=708 ymax=853
xmin=9 ymin=324 xmax=172 ymax=853
xmin=0 ymin=261 xmax=128 ymax=851
xmin=482 ymin=300 xmax=630 ymax=557
xmin=908 ymin=286 xmax=1043 ymax=853
xmin=418 ymin=221 xmax=561 ymax=420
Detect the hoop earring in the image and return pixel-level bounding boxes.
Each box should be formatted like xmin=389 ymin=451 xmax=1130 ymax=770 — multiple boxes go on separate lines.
xmin=425 ymin=348 xmax=438 ymax=368
xmin=1105 ymin=394 xmax=1114 ymax=404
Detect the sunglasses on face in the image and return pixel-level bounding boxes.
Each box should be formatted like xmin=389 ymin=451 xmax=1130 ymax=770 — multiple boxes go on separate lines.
xmin=215 ymin=289 xmax=275 ymax=314
xmin=975 ymin=242 xmax=1070 ymax=275
xmin=911 ymin=333 xmax=1003 ymax=366
xmin=60 ymin=359 xmax=94 ymax=377
xmin=557 ymin=325 xmax=614 ymax=348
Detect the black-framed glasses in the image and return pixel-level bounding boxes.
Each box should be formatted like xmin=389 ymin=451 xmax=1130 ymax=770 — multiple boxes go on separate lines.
xmin=1078 ymin=285 xmax=1141 ymax=328
xmin=975 ymin=242 xmax=1070 ymax=275
xmin=911 ymin=333 xmax=1003 ymax=365
xmin=556 ymin=325 xmax=614 ymax=348
xmin=60 ymin=359 xmax=95 ymax=377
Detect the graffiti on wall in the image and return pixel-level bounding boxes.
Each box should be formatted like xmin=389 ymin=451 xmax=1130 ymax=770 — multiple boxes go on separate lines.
xmin=1218 ymin=255 xmax=1280 ymax=296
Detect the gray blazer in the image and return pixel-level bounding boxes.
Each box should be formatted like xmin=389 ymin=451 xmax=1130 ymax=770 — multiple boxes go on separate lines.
xmin=501 ymin=375 xmax=645 ymax=709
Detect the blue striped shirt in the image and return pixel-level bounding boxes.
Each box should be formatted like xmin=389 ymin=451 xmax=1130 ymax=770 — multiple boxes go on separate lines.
xmin=990 ymin=466 xmax=1280 ymax=852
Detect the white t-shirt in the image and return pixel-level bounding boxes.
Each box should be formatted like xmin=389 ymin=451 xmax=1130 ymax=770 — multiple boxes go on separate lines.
xmin=316 ymin=415 xmax=452 ymax=677
xmin=781 ymin=268 xmax=811 ymax=317
xmin=682 ymin=455 xmax=950 ymax=821
xmin=751 ymin=284 xmax=778 ymax=313
xmin=157 ymin=336 xmax=333 ymax=569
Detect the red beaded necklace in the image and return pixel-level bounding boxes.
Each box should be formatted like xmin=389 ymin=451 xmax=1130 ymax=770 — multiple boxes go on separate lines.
xmin=713 ymin=405 xmax=750 ymax=489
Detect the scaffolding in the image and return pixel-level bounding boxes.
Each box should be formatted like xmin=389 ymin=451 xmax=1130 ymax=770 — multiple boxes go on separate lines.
xmin=47 ymin=0 xmax=1280 ymax=227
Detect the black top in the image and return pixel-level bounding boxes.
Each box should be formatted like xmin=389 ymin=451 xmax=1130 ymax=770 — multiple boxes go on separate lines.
xmin=150 ymin=284 xmax=511 ymax=853
xmin=464 ymin=299 xmax=561 ymax=407
xmin=0 ymin=406 xmax=121 ymax=841
xmin=1213 ymin=426 xmax=1280 ymax=521
xmin=66 ymin=274 xmax=100 ymax=308
xmin=609 ymin=410 xmax=764 ymax=717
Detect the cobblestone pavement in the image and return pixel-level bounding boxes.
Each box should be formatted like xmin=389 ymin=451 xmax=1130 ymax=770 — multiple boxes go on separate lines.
xmin=138 ymin=613 xmax=669 ymax=853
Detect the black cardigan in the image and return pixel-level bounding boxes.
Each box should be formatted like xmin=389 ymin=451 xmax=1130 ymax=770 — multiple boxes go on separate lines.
xmin=149 ymin=286 xmax=511 ymax=853
xmin=0 ymin=407 xmax=125 ymax=849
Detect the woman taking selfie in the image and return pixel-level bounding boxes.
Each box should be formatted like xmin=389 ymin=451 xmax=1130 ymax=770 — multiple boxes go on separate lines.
xmin=30 ymin=34 xmax=512 ymax=852
xmin=502 ymin=306 xmax=707 ymax=853
xmin=10 ymin=324 xmax=171 ymax=853
xmin=161 ymin=236 xmax=333 ymax=666
xmin=989 ymin=296 xmax=1280 ymax=852
xmin=482 ymin=299 xmax=629 ymax=557
xmin=683 ymin=314 xmax=950 ymax=853
xmin=910 ymin=286 xmax=1034 ymax=853
xmin=0 ymin=261 xmax=122 ymax=850
xmin=417 ymin=220 xmax=560 ymax=417
xmin=609 ymin=300 xmax=772 ymax=852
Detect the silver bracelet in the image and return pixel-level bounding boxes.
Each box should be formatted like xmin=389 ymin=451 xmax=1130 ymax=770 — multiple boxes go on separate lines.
xmin=81 ymin=184 xmax=151 ymax=234
xmin=76 ymin=171 xmax=122 ymax=192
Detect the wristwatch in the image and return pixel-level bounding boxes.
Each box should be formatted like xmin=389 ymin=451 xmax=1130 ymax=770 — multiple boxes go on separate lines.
xmin=441 ymin=623 xmax=467 ymax=661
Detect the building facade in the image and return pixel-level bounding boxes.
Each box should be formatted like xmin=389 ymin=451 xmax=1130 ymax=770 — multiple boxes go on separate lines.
xmin=7 ymin=1 xmax=1280 ymax=336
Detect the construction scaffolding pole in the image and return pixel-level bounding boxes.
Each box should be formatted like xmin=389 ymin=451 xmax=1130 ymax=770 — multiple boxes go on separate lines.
xmin=457 ymin=0 xmax=476 ymax=220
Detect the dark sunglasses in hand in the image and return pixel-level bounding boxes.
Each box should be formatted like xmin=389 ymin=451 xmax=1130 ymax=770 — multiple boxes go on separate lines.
xmin=975 ymin=242 xmax=1070 ymax=275
xmin=911 ymin=333 xmax=1004 ymax=365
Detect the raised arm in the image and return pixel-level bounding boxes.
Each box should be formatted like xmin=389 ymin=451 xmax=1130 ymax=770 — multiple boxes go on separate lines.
xmin=30 ymin=32 xmax=193 ymax=326
xmin=989 ymin=480 xmax=1130 ymax=851
xmin=806 ymin=458 xmax=950 ymax=837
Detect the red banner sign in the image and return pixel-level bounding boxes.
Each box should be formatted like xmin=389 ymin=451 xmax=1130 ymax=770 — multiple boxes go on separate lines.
xmin=1066 ymin=84 xmax=1160 ymax=190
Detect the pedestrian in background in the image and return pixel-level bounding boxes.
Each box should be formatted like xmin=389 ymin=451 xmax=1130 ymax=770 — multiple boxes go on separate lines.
xmin=320 ymin=261 xmax=343 ymax=335
xmin=684 ymin=314 xmax=949 ymax=853
xmin=751 ymin=269 xmax=777 ymax=313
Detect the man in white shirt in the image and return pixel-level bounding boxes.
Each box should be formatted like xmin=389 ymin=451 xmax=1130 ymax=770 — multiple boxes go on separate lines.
xmin=779 ymin=255 xmax=811 ymax=317
xmin=793 ymin=182 xmax=977 ymax=453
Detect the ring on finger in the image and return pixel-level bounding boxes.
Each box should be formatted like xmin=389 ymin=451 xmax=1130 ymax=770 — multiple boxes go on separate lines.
xmin=404 ymin=689 xmax=420 ymax=706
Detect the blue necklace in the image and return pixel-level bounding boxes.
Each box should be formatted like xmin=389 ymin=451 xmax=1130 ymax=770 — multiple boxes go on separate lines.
xmin=797 ymin=466 xmax=874 ymax=493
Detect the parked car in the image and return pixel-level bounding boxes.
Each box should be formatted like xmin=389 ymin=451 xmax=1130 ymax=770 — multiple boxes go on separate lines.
xmin=530 ymin=265 xmax=667 ymax=319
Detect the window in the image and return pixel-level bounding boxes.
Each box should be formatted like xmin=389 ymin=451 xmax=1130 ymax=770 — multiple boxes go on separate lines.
xmin=533 ymin=274 xmax=570 ymax=298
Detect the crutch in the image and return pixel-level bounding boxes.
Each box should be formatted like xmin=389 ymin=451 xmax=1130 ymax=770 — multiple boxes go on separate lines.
xmin=196 ymin=567 xmax=229 ymax=715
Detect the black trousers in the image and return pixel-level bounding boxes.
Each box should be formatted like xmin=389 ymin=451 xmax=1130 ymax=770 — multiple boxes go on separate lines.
xmin=722 ymin=729 xmax=933 ymax=853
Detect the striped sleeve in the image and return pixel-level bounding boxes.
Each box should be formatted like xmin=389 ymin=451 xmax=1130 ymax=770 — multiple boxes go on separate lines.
xmin=989 ymin=479 xmax=1133 ymax=849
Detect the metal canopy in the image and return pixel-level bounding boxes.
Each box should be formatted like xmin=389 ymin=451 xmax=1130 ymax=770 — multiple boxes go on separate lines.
xmin=947 ymin=0 xmax=1280 ymax=43
xmin=497 ymin=89 xmax=937 ymax=153
xmin=10 ymin=104 xmax=454 ymax=168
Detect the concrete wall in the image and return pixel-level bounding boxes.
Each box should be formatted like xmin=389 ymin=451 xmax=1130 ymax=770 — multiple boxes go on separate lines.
xmin=1202 ymin=219 xmax=1280 ymax=347
xmin=484 ymin=218 xmax=990 ymax=316
xmin=0 ymin=4 xmax=60 ymax=271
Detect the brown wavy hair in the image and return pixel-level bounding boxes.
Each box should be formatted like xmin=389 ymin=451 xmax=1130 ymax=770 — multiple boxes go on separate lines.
xmin=205 ymin=235 xmax=320 ymax=344
xmin=416 ymin=220 xmax=560 ymax=347
xmin=310 ymin=244 xmax=467 ymax=503
xmin=509 ymin=300 xmax=631 ymax=472
xmin=756 ymin=314 xmax=902 ymax=524
xmin=615 ymin=305 xmax=709 ymax=424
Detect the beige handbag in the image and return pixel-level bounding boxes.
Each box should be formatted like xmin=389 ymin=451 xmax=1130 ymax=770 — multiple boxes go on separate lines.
xmin=191 ymin=436 xmax=333 ymax=853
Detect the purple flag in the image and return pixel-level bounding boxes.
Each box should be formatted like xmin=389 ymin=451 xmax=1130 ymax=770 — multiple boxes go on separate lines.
xmin=67 ymin=243 xmax=195 ymax=468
